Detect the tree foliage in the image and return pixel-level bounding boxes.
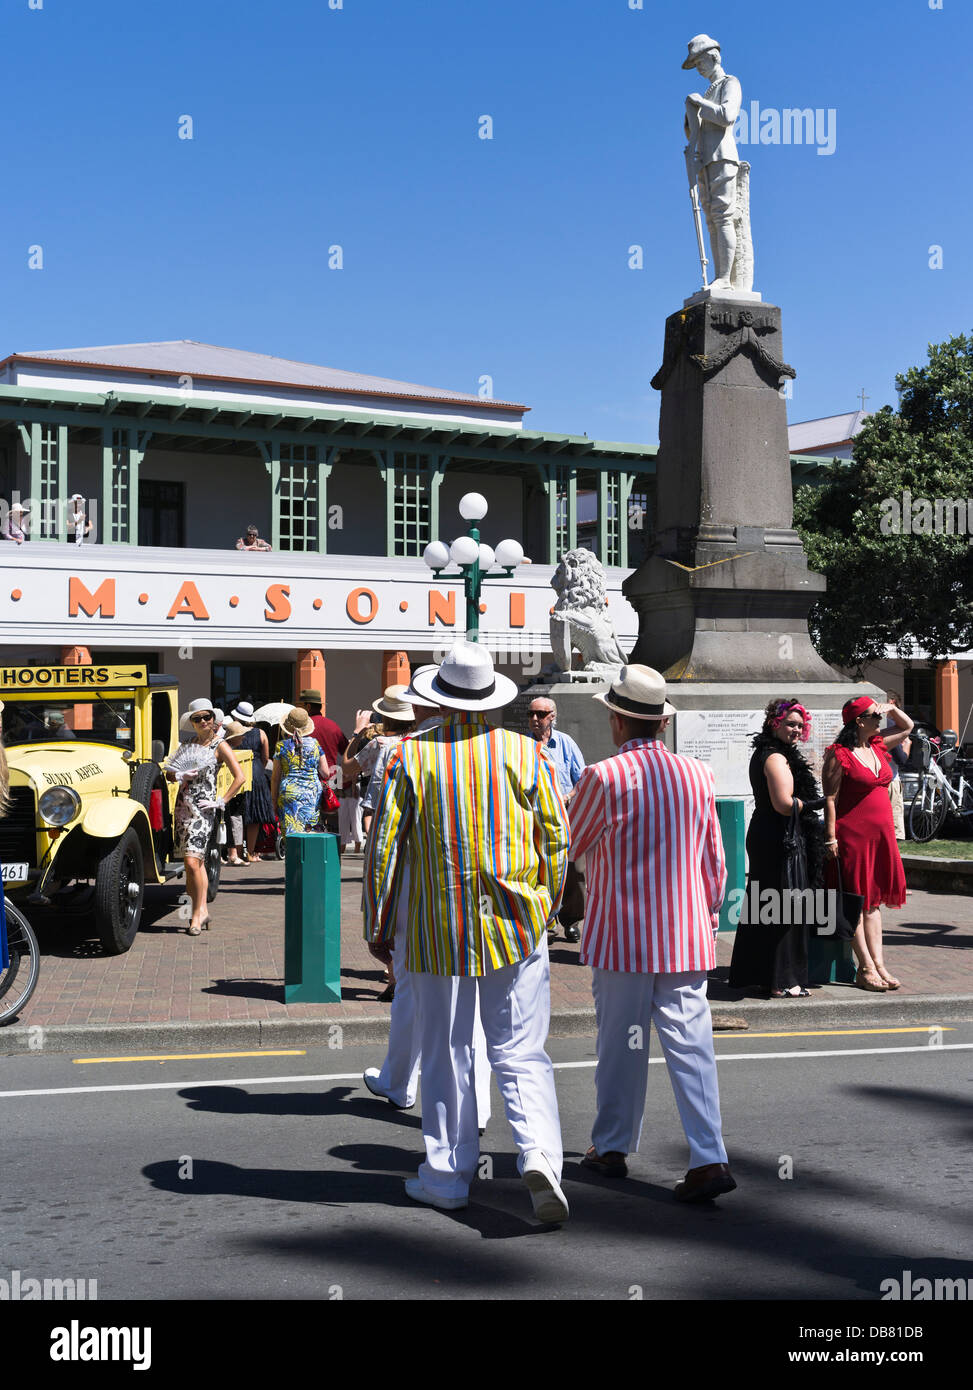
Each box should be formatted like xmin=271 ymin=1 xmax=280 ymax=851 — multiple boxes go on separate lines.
xmin=793 ymin=333 xmax=973 ymax=671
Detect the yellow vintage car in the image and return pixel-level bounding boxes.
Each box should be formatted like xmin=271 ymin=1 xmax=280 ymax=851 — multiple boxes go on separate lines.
xmin=0 ymin=665 xmax=251 ymax=953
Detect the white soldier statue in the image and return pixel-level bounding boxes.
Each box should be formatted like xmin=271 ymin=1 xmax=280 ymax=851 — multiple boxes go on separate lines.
xmin=683 ymin=33 xmax=753 ymax=294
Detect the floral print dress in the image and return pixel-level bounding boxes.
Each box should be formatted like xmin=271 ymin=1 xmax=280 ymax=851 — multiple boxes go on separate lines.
xmin=172 ymin=740 xmax=220 ymax=859
xmin=275 ymin=735 xmax=324 ymax=833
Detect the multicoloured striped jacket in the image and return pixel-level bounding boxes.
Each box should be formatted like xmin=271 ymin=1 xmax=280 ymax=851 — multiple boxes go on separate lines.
xmin=363 ymin=712 xmax=569 ymax=975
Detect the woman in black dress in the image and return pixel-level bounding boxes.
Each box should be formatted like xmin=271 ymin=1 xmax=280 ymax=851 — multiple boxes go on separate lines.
xmin=729 ymin=698 xmax=825 ymax=997
xmin=229 ymin=702 xmax=274 ymax=862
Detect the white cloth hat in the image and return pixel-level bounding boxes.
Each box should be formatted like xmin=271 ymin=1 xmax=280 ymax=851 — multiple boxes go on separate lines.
xmin=403 ymin=664 xmax=441 ymax=710
xmin=593 ymin=664 xmax=676 ymax=719
xmin=179 ymin=696 xmax=217 ymax=732
xmin=411 ymin=642 xmax=518 ymax=712
xmin=230 ymin=701 xmax=256 ymax=725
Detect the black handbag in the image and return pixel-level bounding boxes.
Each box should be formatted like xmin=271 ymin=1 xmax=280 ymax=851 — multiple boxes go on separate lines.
xmin=781 ymin=804 xmax=809 ymax=892
xmin=821 ymin=856 xmax=863 ymax=940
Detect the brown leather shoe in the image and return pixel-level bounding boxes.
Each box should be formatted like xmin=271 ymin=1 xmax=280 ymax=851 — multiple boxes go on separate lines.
xmin=580 ymin=1146 xmax=628 ymax=1178
xmin=673 ymin=1162 xmax=737 ymax=1202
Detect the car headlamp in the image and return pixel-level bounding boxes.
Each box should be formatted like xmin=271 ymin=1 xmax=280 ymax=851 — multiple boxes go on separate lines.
xmin=39 ymin=785 xmax=81 ymax=827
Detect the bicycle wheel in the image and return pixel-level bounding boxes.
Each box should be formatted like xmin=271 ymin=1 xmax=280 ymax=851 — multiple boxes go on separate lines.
xmin=0 ymin=899 xmax=40 ymax=1026
xmin=908 ymin=776 xmax=948 ymax=842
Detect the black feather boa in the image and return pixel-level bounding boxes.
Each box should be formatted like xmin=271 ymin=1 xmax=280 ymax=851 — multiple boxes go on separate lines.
xmin=751 ymin=731 xmax=826 ymax=888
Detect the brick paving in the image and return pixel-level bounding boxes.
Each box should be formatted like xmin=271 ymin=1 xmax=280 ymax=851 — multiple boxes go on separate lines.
xmin=9 ymin=856 xmax=973 ymax=1032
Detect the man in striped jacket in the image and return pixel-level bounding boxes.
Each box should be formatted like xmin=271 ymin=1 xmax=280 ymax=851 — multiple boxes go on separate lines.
xmin=364 ymin=642 xmax=571 ymax=1222
xmin=570 ymin=664 xmax=736 ymax=1201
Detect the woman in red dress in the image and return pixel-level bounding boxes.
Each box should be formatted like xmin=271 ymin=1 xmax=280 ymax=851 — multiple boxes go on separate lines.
xmin=822 ymin=697 xmax=913 ymax=991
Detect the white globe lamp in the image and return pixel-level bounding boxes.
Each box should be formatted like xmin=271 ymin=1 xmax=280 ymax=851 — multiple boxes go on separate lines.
xmin=478 ymin=543 xmax=496 ymax=571
xmin=449 ymin=535 xmax=480 ymax=567
xmin=458 ymin=492 xmax=489 ymax=522
xmin=422 ymin=540 xmax=450 ymax=571
xmin=494 ymin=538 xmax=524 ymax=570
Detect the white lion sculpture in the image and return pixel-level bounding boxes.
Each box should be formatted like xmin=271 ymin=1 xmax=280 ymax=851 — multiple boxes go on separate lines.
xmin=550 ymin=549 xmax=629 ymax=673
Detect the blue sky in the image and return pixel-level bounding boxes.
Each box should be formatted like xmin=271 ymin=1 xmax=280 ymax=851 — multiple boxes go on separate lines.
xmin=2 ymin=0 xmax=967 ymax=444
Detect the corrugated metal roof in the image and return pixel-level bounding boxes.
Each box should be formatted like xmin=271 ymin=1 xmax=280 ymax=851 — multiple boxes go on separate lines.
xmin=8 ymin=340 xmax=528 ymax=412
xmin=788 ymin=410 xmax=870 ymax=453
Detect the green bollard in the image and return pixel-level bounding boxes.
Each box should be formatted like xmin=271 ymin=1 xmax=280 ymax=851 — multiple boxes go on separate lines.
xmin=808 ymin=931 xmax=857 ymax=985
xmin=715 ymin=798 xmax=746 ymax=933
xmin=284 ymin=832 xmax=342 ymax=1003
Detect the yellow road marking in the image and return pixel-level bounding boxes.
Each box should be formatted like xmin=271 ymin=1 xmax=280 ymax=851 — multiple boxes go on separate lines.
xmin=715 ymin=1027 xmax=952 ymax=1040
xmin=73 ymin=1050 xmax=307 ymax=1065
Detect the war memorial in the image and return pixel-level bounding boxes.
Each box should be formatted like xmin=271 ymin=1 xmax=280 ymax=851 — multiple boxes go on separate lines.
xmin=522 ymin=33 xmax=881 ymax=785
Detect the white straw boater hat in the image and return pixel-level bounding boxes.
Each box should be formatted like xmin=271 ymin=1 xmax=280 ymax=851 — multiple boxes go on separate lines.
xmin=403 ymin=665 xmax=441 ymax=711
xmin=594 ymin=664 xmax=676 ymax=719
xmin=179 ymin=696 xmax=217 ymax=732
xmin=230 ymin=700 xmax=257 ymax=725
xmin=371 ymin=684 xmax=416 ymax=723
xmin=411 ymin=641 xmax=518 ymax=712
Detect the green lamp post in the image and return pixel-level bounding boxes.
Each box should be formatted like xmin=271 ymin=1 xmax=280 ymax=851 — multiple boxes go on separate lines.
xmin=422 ymin=492 xmax=524 ymax=641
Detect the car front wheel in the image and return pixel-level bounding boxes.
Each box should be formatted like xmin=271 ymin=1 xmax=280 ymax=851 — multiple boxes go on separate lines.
xmin=94 ymin=828 xmax=145 ymax=954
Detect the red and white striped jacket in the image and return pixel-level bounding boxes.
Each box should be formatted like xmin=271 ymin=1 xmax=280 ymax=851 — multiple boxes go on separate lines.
xmin=569 ymin=738 xmax=727 ymax=973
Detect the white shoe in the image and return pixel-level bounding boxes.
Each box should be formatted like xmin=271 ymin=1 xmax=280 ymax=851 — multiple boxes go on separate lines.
xmin=522 ymin=1151 xmax=569 ymax=1223
xmin=362 ymin=1067 xmax=414 ymax=1110
xmin=404 ymin=1178 xmax=468 ymax=1210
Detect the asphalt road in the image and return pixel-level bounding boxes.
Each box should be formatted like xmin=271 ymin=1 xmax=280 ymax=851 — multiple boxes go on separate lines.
xmin=2 ymin=1022 xmax=971 ymax=1302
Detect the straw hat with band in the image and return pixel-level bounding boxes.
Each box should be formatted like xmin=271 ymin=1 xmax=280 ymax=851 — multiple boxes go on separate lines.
xmin=593 ymin=664 xmax=676 ymax=720
xmin=372 ymin=684 xmax=416 ymax=723
xmin=280 ymin=707 xmax=315 ymax=739
xmin=222 ymin=720 xmax=246 ymax=739
xmin=410 ymin=642 xmax=518 ymax=713
xmin=299 ymin=688 xmax=323 ymax=704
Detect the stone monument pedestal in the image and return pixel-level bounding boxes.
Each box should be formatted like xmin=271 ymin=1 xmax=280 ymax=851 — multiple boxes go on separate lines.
xmin=505 ymin=672 xmax=616 ymax=765
xmin=625 ymin=296 xmax=840 ymax=686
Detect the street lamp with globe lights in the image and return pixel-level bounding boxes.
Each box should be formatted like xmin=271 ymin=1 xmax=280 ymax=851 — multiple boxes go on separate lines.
xmin=422 ymin=492 xmax=524 ymax=640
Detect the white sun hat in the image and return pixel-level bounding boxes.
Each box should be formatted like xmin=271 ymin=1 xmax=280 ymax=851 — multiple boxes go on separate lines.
xmin=403 ymin=665 xmax=442 ymax=710
xmin=178 ymin=696 xmax=217 ymax=732
xmin=230 ymin=700 xmax=257 ymax=725
xmin=411 ymin=641 xmax=518 ymax=713
xmin=593 ymin=664 xmax=676 ymax=719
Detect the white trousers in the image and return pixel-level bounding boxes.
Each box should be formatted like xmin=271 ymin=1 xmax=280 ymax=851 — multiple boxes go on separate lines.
xmin=374 ymin=925 xmax=492 ymax=1122
xmin=412 ymin=936 xmax=562 ymax=1200
xmin=591 ymin=968 xmax=728 ymax=1169
xmin=338 ymin=795 xmax=363 ymax=847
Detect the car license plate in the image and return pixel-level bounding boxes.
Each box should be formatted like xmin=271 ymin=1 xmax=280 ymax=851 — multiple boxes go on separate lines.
xmin=1 ymin=863 xmax=29 ymax=884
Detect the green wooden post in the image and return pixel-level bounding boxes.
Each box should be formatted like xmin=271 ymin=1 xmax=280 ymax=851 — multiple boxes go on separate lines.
xmin=618 ymin=472 xmax=635 ymax=570
xmin=373 ymin=449 xmax=395 ymax=557
xmin=101 ymin=427 xmax=116 ymax=544
xmin=284 ymin=833 xmax=342 ymax=1002
xmin=268 ymin=440 xmax=282 ymax=552
xmin=716 ymin=798 xmax=746 ymax=933
xmin=428 ymin=454 xmax=447 ymax=546
xmin=315 ymin=447 xmax=335 ymax=554
xmin=597 ymin=471 xmax=610 ymax=565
